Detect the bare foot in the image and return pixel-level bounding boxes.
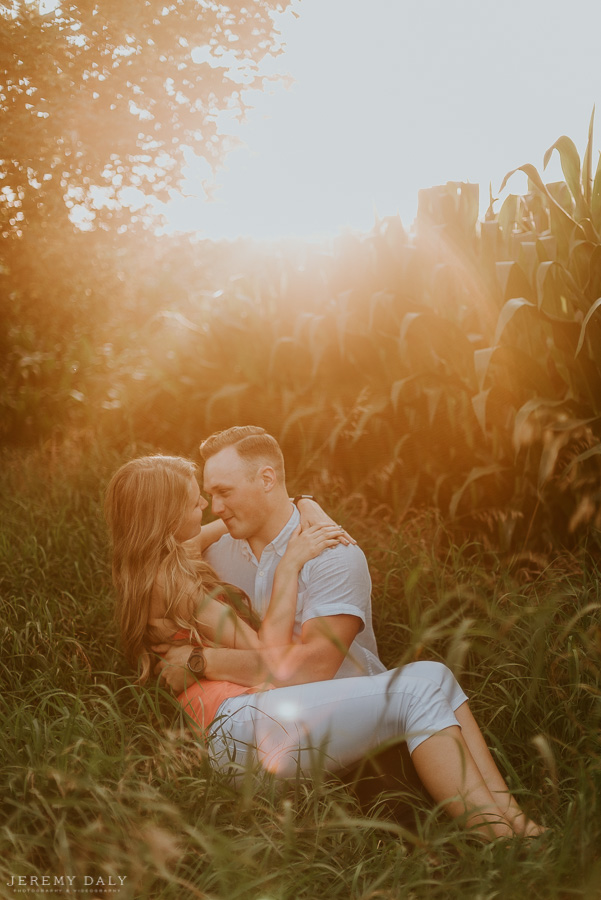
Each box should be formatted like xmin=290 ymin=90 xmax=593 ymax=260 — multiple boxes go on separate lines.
xmin=505 ymin=810 xmax=547 ymax=837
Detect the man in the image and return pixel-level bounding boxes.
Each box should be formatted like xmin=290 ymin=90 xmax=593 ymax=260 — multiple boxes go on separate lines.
xmin=154 ymin=425 xmax=385 ymax=693
xmin=152 ymin=428 xmax=448 ymax=819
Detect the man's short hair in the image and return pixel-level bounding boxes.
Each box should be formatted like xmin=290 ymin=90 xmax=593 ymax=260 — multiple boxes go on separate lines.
xmin=200 ymin=426 xmax=285 ymax=482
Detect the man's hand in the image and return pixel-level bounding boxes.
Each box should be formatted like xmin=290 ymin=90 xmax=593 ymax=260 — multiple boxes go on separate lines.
xmin=153 ymin=642 xmax=194 ymax=694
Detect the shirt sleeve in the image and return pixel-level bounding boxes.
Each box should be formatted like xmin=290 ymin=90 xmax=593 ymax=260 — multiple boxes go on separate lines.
xmin=297 ymin=544 xmax=372 ymax=630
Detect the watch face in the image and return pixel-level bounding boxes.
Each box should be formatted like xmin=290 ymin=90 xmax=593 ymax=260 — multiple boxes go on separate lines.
xmin=188 ymin=651 xmax=206 ymax=675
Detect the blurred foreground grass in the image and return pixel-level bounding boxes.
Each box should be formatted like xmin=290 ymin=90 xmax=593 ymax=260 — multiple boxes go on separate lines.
xmin=1 ymin=438 xmax=601 ymax=899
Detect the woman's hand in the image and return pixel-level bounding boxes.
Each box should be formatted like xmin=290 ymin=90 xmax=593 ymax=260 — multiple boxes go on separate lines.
xmin=282 ymin=523 xmax=346 ymax=572
xmin=295 ymin=497 xmax=356 ymax=545
xmin=153 ymin=642 xmax=195 ymax=693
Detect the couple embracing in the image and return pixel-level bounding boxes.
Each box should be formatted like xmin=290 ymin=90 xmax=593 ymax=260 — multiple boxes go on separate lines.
xmin=105 ymin=425 xmax=544 ymax=842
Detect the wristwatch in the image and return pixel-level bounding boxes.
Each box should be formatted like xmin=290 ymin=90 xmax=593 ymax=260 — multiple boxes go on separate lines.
xmin=187 ymin=647 xmax=207 ymax=677
xmin=293 ymin=494 xmax=315 ymax=506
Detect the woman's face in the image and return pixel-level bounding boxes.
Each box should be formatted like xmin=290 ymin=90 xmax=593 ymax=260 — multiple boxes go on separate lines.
xmin=174 ymin=476 xmax=208 ymax=542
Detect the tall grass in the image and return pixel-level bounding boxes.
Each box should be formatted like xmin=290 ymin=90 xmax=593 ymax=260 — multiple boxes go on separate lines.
xmin=2 ymin=440 xmax=601 ymax=899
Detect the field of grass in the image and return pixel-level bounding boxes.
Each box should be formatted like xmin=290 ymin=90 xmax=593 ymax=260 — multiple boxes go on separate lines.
xmin=2 ymin=437 xmax=601 ymax=900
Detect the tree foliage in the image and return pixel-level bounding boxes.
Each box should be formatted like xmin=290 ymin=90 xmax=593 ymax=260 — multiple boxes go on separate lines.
xmin=0 ymin=0 xmax=291 ymax=235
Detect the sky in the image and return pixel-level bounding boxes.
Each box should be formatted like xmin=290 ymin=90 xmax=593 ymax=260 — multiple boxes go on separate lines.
xmin=160 ymin=0 xmax=601 ymax=241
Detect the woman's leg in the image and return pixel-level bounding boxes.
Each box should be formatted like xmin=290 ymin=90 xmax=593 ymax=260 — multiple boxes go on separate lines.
xmin=453 ymin=704 xmax=544 ymax=836
xmin=207 ymin=665 xmax=526 ymax=837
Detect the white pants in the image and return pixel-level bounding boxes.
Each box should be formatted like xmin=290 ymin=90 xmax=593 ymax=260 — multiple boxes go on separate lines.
xmin=207 ymin=661 xmax=468 ymax=779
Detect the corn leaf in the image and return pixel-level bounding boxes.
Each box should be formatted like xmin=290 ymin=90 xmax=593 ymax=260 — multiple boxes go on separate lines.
xmin=500 ymin=163 xmax=586 ymax=242
xmin=512 ymin=397 xmax=567 ymax=453
xmin=349 ymin=398 xmax=390 ymax=443
xmin=592 ymin=150 xmax=601 ymax=232
xmin=493 ymin=298 xmax=536 ymax=346
xmin=449 ymin=464 xmax=506 ymax=519
xmin=335 ymin=308 xmax=351 ymax=358
xmin=575 ymin=296 xmax=601 ymax=358
xmin=268 ymin=335 xmax=297 ymax=374
xmin=495 ymin=261 xmax=535 ymax=303
xmin=390 ymin=375 xmax=419 ymax=412
xmin=459 ymin=182 xmax=480 ymax=231
xmin=538 ymin=430 xmax=571 ymax=489
xmin=368 ymin=291 xmax=394 ymax=332
xmin=425 ymin=386 xmax=443 ymax=427
xmin=563 ymin=441 xmax=601 ymax=475
xmin=398 ymin=311 xmax=422 ymax=346
xmin=471 ymin=389 xmax=490 ymax=434
xmin=543 ymin=136 xmax=583 ymax=213
xmin=204 ymin=383 xmax=250 ymax=420
xmin=475 ymin=345 xmax=555 ymax=396
xmin=498 ymin=194 xmax=519 ymax=238
xmin=279 ymin=403 xmax=329 ymax=445
xmin=582 ymin=107 xmax=595 ymax=208
xmin=474 ymin=348 xmax=495 ymax=391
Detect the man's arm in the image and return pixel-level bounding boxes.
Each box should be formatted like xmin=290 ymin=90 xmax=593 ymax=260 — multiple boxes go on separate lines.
xmin=153 ymin=613 xmax=361 ymax=692
xmin=207 ymin=613 xmax=361 ymax=686
xmin=154 ymin=543 xmax=373 ymax=692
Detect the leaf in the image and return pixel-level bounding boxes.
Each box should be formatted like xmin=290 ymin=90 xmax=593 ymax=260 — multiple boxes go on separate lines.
xmin=398 ymin=311 xmax=423 ymax=346
xmin=495 ymin=261 xmax=515 ymax=298
xmin=582 ymin=107 xmax=595 ymax=207
xmin=474 ymin=348 xmax=495 ymax=391
xmin=512 ymin=397 xmax=567 ymax=453
xmin=268 ymin=335 xmax=297 ymax=374
xmin=543 ymin=135 xmax=583 ymax=211
xmin=563 ymin=441 xmax=601 ymax=476
xmin=575 ymin=296 xmax=601 ymax=358
xmin=592 ymin=149 xmax=601 ymax=233
xmin=156 ymin=310 xmax=206 ymax=334
xmin=535 ymin=260 xmax=556 ymax=308
xmin=498 ymin=193 xmax=519 ymax=238
xmin=293 ymin=313 xmax=326 ymax=377
xmin=471 ymin=389 xmax=490 ymax=434
xmin=495 ymin=261 xmax=535 ymax=302
xmin=535 ymin=257 xmax=587 ymax=317
xmin=518 ymin=241 xmax=538 ymax=285
xmin=204 ymin=383 xmax=249 ymax=421
xmin=279 ymin=403 xmax=329 ymax=445
xmin=538 ymin=430 xmax=571 ymax=489
xmin=474 ymin=345 xmax=554 ymax=396
xmin=349 ymin=398 xmax=390 ymax=443
xmin=368 ymin=291 xmax=393 ymax=332
xmin=500 ymin=163 xmax=586 ymax=241
xmin=390 ymin=375 xmax=418 ymax=412
xmin=425 ymin=387 xmax=442 ymax=426
xmin=500 ymin=163 xmax=543 ymax=196
xmin=449 ymin=465 xmax=506 ymax=519
xmin=335 ymin=308 xmax=351 ymax=359
xmin=493 ymin=298 xmax=536 ymax=346
xmin=458 ymin=182 xmax=479 ymax=231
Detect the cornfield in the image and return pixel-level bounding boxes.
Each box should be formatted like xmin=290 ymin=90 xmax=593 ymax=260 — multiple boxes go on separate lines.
xmin=3 ymin=123 xmax=601 ymax=550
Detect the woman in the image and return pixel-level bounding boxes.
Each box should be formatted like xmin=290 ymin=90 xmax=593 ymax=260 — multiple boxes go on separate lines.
xmin=105 ymin=455 xmax=544 ymax=841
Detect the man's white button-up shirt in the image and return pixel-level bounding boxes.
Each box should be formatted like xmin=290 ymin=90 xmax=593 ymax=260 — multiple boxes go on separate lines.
xmin=205 ymin=505 xmax=385 ymax=678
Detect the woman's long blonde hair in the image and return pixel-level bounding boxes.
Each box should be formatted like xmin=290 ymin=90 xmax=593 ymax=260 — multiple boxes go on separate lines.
xmin=105 ymin=455 xmax=253 ymax=683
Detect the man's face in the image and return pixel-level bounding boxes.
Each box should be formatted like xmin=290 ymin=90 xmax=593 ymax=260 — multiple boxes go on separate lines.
xmin=203 ymin=446 xmax=269 ymax=540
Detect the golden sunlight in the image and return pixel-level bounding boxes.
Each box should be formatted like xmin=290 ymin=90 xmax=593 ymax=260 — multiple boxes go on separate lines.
xmin=158 ymin=0 xmax=601 ymax=242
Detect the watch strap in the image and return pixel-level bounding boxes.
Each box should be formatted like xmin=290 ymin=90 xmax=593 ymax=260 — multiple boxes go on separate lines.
xmin=293 ymin=494 xmax=315 ymax=506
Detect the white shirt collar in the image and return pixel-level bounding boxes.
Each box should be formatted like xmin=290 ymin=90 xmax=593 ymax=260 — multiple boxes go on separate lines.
xmin=239 ymin=504 xmax=299 ymax=562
